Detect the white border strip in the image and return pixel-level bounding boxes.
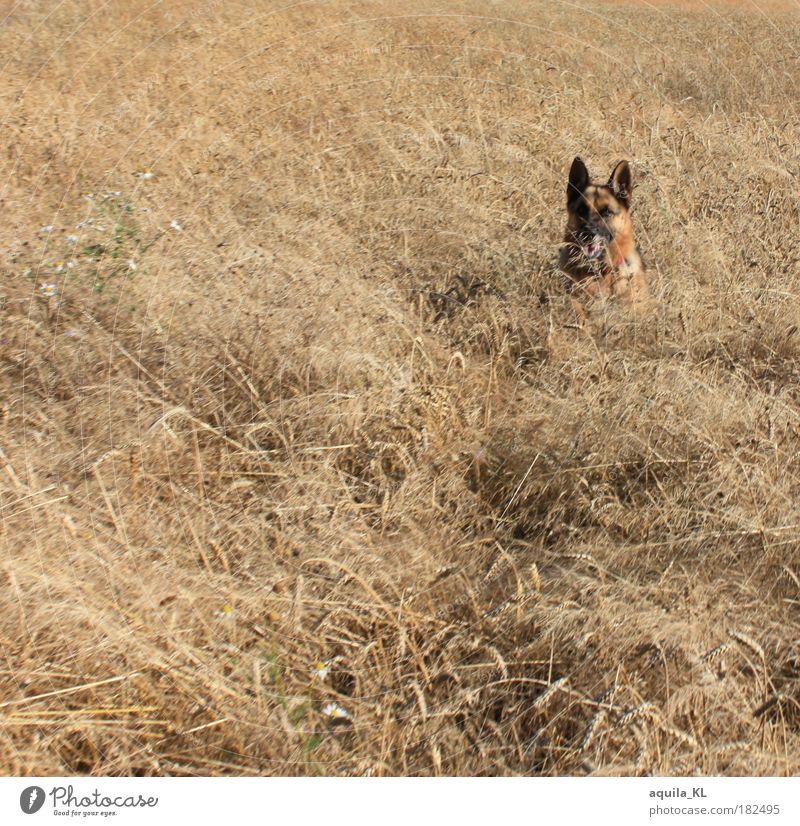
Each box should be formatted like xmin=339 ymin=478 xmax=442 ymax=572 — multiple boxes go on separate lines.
xmin=1 ymin=777 xmax=798 ymax=825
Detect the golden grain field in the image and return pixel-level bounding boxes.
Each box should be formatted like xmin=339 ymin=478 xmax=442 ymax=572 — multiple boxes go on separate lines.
xmin=2 ymin=0 xmax=800 ymax=777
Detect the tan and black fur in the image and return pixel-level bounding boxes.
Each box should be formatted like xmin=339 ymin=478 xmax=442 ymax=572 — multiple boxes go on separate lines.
xmin=558 ymin=157 xmax=648 ymax=320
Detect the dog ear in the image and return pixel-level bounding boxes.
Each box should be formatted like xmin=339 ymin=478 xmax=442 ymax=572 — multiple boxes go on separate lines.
xmin=609 ymin=160 xmax=632 ymax=206
xmin=567 ymin=156 xmax=589 ymax=207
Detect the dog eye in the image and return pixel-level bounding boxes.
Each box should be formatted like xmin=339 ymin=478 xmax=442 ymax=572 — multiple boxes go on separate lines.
xmin=599 ymin=207 xmax=612 ymax=218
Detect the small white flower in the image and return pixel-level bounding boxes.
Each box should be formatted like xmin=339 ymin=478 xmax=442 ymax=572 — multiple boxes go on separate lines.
xmin=76 ymin=218 xmax=93 ymax=229
xmin=136 ymin=169 xmax=155 ymax=180
xmin=311 ymin=661 xmax=331 ymax=680
xmin=127 ymin=259 xmax=137 ymax=271
xmin=53 ymin=261 xmax=65 ymax=273
xmin=39 ymin=225 xmax=54 ymax=234
xmin=67 ymin=260 xmax=76 ymax=269
xmin=63 ymin=329 xmax=78 ymax=338
xmin=39 ymin=283 xmax=57 ymax=297
xmin=66 ymin=234 xmax=79 ymax=243
xmin=321 ymin=703 xmax=349 ymax=719
xmin=170 ymin=220 xmax=183 ymax=232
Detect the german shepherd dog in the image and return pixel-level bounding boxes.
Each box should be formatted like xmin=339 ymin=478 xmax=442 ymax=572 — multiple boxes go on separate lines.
xmin=559 ymin=157 xmax=648 ymax=320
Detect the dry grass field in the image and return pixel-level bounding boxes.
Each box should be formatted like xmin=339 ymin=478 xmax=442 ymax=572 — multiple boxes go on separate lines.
xmin=2 ymin=0 xmax=800 ymax=777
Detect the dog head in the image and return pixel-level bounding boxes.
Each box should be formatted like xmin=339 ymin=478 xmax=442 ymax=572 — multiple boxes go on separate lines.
xmin=565 ymin=157 xmax=634 ymax=262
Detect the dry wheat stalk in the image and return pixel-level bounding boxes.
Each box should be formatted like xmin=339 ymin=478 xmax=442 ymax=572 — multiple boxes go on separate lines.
xmin=753 ymin=693 xmax=785 ymax=719
xmin=781 ymin=566 xmax=800 ymax=591
xmin=409 ymin=681 xmax=428 ymax=721
xmin=701 ymin=643 xmax=730 ymax=664
xmin=728 ymin=630 xmax=765 ymax=661
xmin=530 ymin=562 xmax=542 ymax=593
xmin=581 ymin=709 xmax=608 ymax=752
xmin=484 ymin=553 xmax=512 ymax=582
xmin=534 ymin=677 xmax=569 ymax=711
xmin=660 ymin=724 xmax=699 ymax=750
xmin=487 ymin=646 xmax=509 ymax=678
xmin=617 ymin=703 xmax=661 ymax=727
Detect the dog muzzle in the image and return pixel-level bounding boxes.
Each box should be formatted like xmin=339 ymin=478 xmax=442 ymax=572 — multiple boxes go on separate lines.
xmin=582 ymin=239 xmax=605 ymax=259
